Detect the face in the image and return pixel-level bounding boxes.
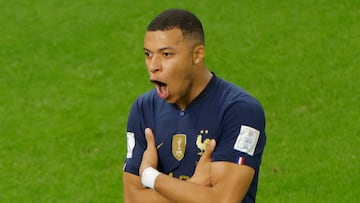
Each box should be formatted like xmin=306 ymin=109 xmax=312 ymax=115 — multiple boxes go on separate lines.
xmin=144 ymin=28 xmax=198 ymax=107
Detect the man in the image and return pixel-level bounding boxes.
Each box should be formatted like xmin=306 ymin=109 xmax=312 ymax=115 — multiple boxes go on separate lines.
xmin=123 ymin=9 xmax=266 ymax=203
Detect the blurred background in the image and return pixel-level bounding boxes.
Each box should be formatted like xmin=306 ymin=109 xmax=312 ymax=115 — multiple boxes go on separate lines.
xmin=0 ymin=0 xmax=359 ymax=202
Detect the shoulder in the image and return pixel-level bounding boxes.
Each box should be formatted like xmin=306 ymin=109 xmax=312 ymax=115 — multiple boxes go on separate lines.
xmin=134 ymin=89 xmax=157 ymax=104
xmin=129 ymin=89 xmax=172 ymax=123
xmin=128 ymin=90 xmax=158 ymax=119
xmin=213 ymin=76 xmax=264 ymax=115
xmin=131 ymin=89 xmax=163 ymax=109
xmin=210 ymin=76 xmax=265 ymax=131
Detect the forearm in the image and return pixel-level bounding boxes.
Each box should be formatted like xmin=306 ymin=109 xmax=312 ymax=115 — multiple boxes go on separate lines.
xmin=123 ymin=172 xmax=174 ymax=203
xmin=155 ymin=173 xmax=218 ymax=203
xmin=124 ymin=187 xmax=174 ymax=203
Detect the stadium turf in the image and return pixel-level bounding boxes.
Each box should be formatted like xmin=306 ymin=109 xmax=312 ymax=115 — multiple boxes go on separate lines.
xmin=0 ymin=1 xmax=358 ymax=202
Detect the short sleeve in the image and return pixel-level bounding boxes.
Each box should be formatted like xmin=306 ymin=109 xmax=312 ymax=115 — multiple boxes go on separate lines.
xmin=212 ymin=99 xmax=266 ymax=169
xmin=123 ymin=100 xmax=147 ymax=176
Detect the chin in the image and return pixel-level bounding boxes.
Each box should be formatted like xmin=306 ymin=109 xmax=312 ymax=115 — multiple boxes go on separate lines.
xmin=165 ymin=98 xmax=175 ymax=103
xmin=164 ymin=96 xmax=176 ymax=104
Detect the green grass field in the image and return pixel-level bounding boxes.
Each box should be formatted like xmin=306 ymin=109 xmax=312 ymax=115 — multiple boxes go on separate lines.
xmin=1 ymin=0 xmax=359 ymax=202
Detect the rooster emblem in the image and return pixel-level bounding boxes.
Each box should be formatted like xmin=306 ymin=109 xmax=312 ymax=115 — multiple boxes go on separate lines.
xmin=196 ymin=130 xmax=211 ymax=155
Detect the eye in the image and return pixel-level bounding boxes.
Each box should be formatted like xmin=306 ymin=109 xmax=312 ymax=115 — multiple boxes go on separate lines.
xmin=163 ymin=52 xmax=173 ymax=57
xmin=144 ymin=51 xmax=152 ymax=58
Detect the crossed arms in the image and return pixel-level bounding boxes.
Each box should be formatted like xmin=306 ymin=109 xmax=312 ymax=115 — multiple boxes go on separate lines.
xmin=123 ymin=128 xmax=255 ymax=203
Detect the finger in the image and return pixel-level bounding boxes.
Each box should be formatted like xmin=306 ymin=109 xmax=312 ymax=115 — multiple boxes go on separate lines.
xmin=145 ymin=128 xmax=156 ymax=149
xmin=202 ymin=139 xmax=216 ymax=159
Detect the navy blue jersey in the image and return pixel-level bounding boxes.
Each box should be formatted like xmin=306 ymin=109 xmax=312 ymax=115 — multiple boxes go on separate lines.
xmin=124 ymin=73 xmax=266 ymax=203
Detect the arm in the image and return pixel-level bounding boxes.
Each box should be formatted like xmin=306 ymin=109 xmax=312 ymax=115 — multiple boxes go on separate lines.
xmin=123 ymin=172 xmax=174 ymax=203
xmin=154 ymin=163 xmax=254 ymax=203
xmin=123 ymin=128 xmax=174 ymax=203
xmin=140 ymin=128 xmax=255 ymax=203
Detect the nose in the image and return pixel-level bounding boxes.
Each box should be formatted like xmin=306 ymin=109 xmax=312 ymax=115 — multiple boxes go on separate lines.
xmin=149 ymin=55 xmax=161 ymax=73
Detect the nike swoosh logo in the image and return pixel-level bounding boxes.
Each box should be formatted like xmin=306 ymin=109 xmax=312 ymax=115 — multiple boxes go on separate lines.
xmin=157 ymin=142 xmax=164 ymax=149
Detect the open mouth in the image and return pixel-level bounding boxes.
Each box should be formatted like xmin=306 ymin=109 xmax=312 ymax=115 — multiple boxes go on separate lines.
xmin=151 ymin=79 xmax=169 ymax=99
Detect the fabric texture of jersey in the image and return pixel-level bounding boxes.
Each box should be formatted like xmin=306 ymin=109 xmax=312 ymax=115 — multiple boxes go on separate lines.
xmin=124 ymin=73 xmax=266 ymax=203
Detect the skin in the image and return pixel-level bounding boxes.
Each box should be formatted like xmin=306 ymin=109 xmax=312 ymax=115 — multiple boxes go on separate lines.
xmin=123 ymin=28 xmax=255 ymax=203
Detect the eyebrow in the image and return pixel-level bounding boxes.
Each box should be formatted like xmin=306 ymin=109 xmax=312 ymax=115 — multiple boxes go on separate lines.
xmin=144 ymin=46 xmax=176 ymax=53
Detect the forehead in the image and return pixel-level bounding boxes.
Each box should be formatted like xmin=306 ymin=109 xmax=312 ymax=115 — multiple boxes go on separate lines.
xmin=144 ymin=28 xmax=188 ymax=51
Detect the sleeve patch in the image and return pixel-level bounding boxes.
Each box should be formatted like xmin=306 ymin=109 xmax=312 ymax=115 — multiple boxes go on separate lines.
xmin=233 ymin=125 xmax=260 ymax=156
xmin=126 ymin=132 xmax=135 ymax=158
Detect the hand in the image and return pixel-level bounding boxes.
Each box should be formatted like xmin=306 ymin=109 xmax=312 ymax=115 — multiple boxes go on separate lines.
xmin=188 ymin=139 xmax=216 ymax=186
xmin=139 ymin=128 xmax=159 ymax=176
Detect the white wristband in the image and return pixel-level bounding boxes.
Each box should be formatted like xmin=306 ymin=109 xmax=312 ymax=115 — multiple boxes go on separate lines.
xmin=141 ymin=167 xmax=161 ymax=190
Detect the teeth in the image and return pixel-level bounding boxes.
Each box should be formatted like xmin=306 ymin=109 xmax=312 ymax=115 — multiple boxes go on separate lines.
xmin=151 ymin=80 xmax=166 ymax=86
xmin=160 ymin=85 xmax=167 ymax=92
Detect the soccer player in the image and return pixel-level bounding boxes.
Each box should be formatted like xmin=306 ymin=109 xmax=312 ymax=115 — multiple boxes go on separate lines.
xmin=123 ymin=8 xmax=266 ymax=203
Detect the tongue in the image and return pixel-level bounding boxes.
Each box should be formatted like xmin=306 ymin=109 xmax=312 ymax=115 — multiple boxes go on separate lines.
xmin=156 ymin=84 xmax=169 ymax=99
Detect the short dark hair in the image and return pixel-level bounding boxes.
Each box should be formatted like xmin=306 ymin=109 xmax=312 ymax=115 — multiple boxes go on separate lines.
xmin=147 ymin=9 xmax=205 ymax=45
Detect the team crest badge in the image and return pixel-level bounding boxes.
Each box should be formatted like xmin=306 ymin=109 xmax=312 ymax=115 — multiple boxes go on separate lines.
xmin=196 ymin=130 xmax=211 ymax=155
xmin=172 ymin=134 xmax=186 ymax=161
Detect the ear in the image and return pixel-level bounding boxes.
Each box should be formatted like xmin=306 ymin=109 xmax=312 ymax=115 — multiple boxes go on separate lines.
xmin=192 ymin=45 xmax=205 ymax=65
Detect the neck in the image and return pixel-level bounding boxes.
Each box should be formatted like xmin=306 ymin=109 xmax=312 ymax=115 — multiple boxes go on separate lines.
xmin=177 ymin=69 xmax=213 ymax=111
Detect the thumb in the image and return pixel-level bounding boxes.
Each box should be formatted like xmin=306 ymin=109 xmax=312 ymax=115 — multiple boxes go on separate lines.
xmin=145 ymin=128 xmax=156 ymax=149
xmin=202 ymin=139 xmax=216 ymax=159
